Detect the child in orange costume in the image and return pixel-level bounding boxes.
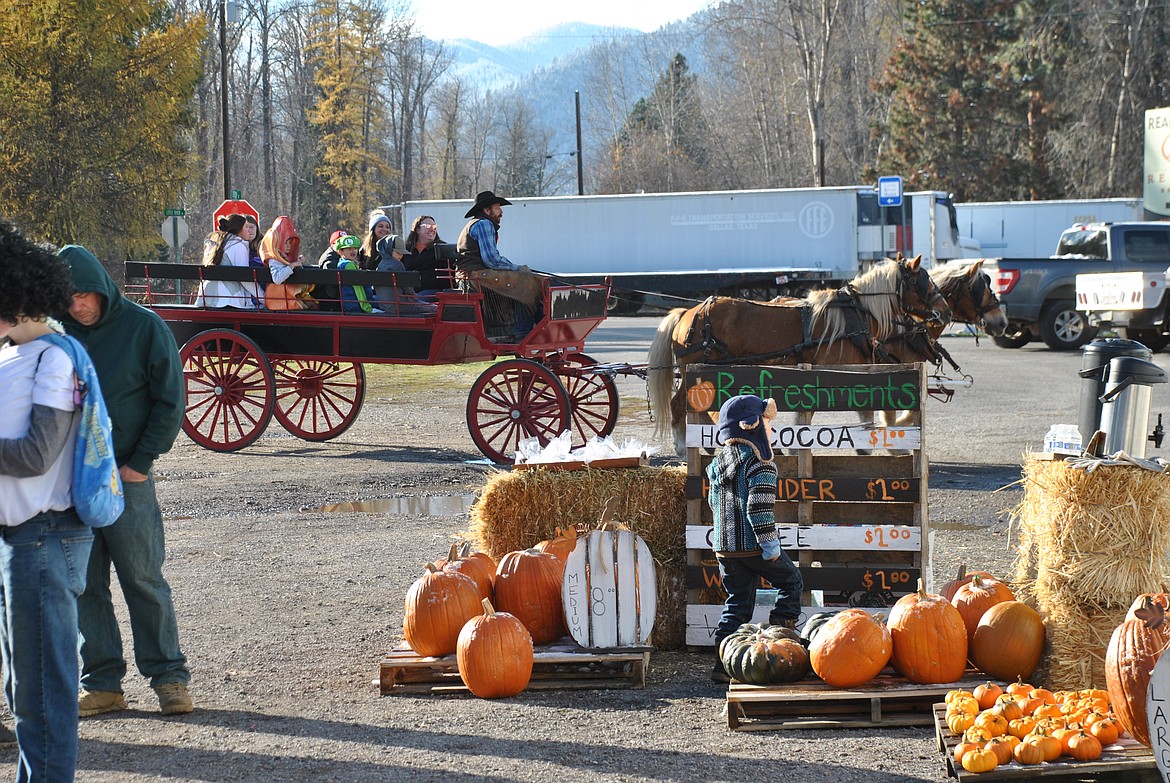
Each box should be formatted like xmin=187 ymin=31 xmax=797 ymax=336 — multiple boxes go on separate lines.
xmin=261 ymin=216 xmax=314 ymax=310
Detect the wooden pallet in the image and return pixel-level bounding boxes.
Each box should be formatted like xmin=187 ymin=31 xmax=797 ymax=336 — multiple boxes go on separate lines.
xmin=933 ymin=704 xmax=1159 ymax=781
xmin=725 ymin=669 xmax=985 ymax=731
xmin=379 ymin=642 xmax=651 ymax=695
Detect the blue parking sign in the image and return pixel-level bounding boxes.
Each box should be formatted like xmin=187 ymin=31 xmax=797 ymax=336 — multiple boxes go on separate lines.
xmin=878 ymin=176 xmax=903 ymax=207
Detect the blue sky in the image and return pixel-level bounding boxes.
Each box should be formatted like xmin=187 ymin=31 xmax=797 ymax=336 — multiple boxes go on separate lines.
xmin=412 ymin=0 xmax=713 ymax=46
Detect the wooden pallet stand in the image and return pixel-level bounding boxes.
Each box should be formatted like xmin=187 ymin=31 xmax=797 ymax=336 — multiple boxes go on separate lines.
xmin=933 ymin=704 xmax=1158 ymax=782
xmin=379 ymin=641 xmax=651 ymax=695
xmin=725 ymin=669 xmax=985 ymax=731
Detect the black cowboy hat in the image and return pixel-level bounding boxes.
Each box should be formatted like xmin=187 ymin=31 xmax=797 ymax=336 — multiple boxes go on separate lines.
xmin=464 ymin=190 xmax=512 ymax=219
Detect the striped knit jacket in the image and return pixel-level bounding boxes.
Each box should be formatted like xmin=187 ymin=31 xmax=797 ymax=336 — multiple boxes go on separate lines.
xmin=706 ymin=441 xmax=778 ymax=553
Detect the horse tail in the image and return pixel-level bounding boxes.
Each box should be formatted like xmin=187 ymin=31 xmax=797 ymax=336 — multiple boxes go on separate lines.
xmin=648 ymin=308 xmax=685 ymax=441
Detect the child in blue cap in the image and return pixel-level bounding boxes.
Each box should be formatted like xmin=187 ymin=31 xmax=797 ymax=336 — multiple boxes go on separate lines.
xmin=708 ymin=394 xmax=803 ymax=682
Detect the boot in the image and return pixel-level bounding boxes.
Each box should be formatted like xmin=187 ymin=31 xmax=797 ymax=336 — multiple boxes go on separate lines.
xmin=710 ymin=659 xmax=731 ymax=684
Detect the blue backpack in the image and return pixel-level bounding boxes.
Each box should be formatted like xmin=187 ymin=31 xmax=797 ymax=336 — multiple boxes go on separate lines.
xmin=37 ymin=333 xmax=123 ymax=527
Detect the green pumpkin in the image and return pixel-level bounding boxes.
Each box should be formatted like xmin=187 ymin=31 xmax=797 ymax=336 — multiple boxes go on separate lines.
xmin=719 ymin=628 xmax=810 ymax=685
xmin=801 ymin=612 xmax=837 ymax=646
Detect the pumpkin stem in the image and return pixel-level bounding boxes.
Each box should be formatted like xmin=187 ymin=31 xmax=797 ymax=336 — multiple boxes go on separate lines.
xmin=481 ymin=597 xmax=495 ymax=615
xmin=460 ymin=542 xmax=472 ymax=558
xmin=447 ymin=542 xmax=459 ymax=561
xmin=916 ymin=577 xmax=927 ymax=598
xmin=970 ymin=574 xmax=984 ymax=588
xmin=598 ymin=497 xmax=619 ymax=528
xmin=1135 ymin=595 xmax=1168 ymax=629
xmin=957 ymin=564 xmax=968 ymax=580
xmin=425 ymin=563 xmax=437 ymax=574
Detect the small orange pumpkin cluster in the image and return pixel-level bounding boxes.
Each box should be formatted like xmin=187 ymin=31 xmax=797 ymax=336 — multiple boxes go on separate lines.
xmin=945 ymin=679 xmax=1121 ymax=773
xmin=402 ymin=532 xmax=578 ymax=699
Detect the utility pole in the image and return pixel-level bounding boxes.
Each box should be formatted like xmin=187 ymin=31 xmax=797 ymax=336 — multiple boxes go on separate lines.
xmin=575 ymin=91 xmax=584 ymax=196
xmin=219 ymin=1 xmax=235 ymax=200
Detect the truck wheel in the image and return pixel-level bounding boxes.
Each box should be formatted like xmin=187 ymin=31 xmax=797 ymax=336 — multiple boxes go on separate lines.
xmin=1126 ymin=328 xmax=1170 ymax=352
xmin=1040 ymin=300 xmax=1097 ymax=351
xmin=992 ymin=332 xmax=1031 ymax=349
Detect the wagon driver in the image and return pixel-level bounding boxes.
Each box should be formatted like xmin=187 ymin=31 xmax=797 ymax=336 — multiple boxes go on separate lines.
xmin=456 ymin=190 xmax=543 ymax=342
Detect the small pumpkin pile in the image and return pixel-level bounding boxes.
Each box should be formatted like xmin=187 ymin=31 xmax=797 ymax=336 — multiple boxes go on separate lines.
xmin=402 ymin=537 xmax=576 ymax=699
xmin=945 ymin=678 xmax=1122 ymax=773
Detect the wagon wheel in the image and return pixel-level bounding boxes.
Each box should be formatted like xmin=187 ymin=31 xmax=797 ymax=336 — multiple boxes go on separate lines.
xmin=271 ymin=360 xmax=366 ymax=441
xmin=180 ymin=329 xmax=274 ymax=451
xmin=466 ymin=358 xmax=571 ymax=464
xmin=548 ymin=353 xmax=620 ymax=446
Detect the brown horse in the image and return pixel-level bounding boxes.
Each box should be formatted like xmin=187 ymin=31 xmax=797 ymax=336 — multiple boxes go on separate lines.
xmin=647 ymin=256 xmax=950 ymax=453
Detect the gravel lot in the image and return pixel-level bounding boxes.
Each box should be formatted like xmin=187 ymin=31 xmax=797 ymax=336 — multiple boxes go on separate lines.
xmin=4 ymin=323 xmax=1167 ymax=783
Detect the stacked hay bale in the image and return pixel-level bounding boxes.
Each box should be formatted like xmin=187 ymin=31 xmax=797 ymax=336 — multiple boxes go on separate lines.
xmin=1011 ymin=457 xmax=1170 ymax=689
xmin=468 ymin=466 xmax=687 ymax=649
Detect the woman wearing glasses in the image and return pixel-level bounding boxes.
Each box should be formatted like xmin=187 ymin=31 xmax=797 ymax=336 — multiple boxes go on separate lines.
xmin=402 ymin=215 xmax=450 ymax=298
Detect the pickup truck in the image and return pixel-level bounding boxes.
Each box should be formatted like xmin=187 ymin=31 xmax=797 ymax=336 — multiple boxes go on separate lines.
xmin=1076 ymin=270 xmax=1170 ymax=352
xmin=982 ymin=221 xmax=1170 ymax=350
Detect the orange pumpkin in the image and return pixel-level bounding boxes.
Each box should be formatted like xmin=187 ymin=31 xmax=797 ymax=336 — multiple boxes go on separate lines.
xmin=973 ymin=681 xmax=1003 ymax=710
xmin=940 ymin=564 xmax=997 ymax=603
xmin=952 ymin=574 xmax=1015 ymax=642
xmin=970 ymin=601 xmax=1045 ymax=682
xmin=960 ymin=746 xmax=998 ymax=773
xmin=403 ymin=564 xmax=484 ymax=657
xmin=535 ymin=527 xmax=579 ymax=576
xmin=440 ymin=543 xmax=496 ymax=599
xmin=1066 ymin=730 xmax=1103 ymax=760
xmin=1008 ymin=716 xmax=1037 ymax=739
xmin=456 ymin=598 xmax=534 ymax=698
xmin=974 ymin=710 xmax=1008 ymax=738
xmin=808 ymin=610 xmax=892 ymax=687
xmin=687 ymin=379 xmax=716 ymax=411
xmin=1024 ymin=729 xmax=1062 ymax=761
xmin=1090 ymin=717 xmax=1121 ymax=745
xmin=1126 ymin=592 xmax=1170 ymax=620
xmin=493 ymin=548 xmax=566 ymax=644
xmin=1013 ymin=739 xmax=1046 ymax=765
xmin=984 ymin=736 xmax=1015 ymax=765
xmin=1006 ymin=676 xmax=1034 ymax=698
xmin=888 ymin=579 xmax=968 ymax=684
xmin=947 ymin=711 xmax=976 ymax=734
xmin=1105 ymin=596 xmax=1170 ymax=746
xmin=991 ymin=697 xmax=1023 ymax=722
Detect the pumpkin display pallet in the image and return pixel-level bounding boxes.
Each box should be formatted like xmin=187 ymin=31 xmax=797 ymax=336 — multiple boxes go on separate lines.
xmin=379 ymin=642 xmax=651 ymax=695
xmin=932 ymin=704 xmax=1158 ymax=782
xmin=725 ymin=668 xmax=985 ymax=731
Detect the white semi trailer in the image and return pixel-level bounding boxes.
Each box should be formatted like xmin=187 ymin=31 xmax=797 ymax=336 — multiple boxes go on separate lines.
xmin=955 ymin=198 xmax=1143 ymax=258
xmin=389 ymin=186 xmax=967 ymax=312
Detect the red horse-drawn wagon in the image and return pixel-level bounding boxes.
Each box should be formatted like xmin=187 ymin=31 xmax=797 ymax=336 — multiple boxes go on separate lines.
xmin=126 ymin=261 xmax=616 ymax=464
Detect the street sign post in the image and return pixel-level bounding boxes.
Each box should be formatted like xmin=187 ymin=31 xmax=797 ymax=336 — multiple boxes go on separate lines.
xmin=878 ymin=176 xmax=903 ymax=207
xmin=161 ymin=215 xmax=189 ymax=264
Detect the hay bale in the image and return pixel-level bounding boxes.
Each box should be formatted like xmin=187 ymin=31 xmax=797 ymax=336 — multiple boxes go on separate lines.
xmin=467 ymin=466 xmax=687 ymax=649
xmin=1010 ymin=457 xmax=1170 ymax=689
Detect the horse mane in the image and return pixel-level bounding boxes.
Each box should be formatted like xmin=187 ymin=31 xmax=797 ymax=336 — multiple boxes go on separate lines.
xmin=806 ymin=260 xmax=901 ymax=343
xmin=928 ymin=262 xmax=972 ymax=292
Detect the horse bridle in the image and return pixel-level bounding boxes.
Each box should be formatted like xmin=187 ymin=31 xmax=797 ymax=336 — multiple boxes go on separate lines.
xmin=950 ymin=271 xmax=1002 ymax=325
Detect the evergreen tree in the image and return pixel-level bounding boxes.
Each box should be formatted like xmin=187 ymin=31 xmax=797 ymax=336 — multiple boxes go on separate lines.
xmin=0 ymin=0 xmax=202 ymax=256
xmin=603 ymin=53 xmax=712 ymax=193
xmin=870 ymin=0 xmax=1033 ymax=201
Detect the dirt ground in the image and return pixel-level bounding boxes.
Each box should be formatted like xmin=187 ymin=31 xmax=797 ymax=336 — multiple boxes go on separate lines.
xmin=0 ymin=330 xmax=1101 ymax=782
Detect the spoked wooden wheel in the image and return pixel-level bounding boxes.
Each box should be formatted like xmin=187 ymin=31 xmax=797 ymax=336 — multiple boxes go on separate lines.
xmin=548 ymin=352 xmax=619 ymax=446
xmin=180 ymin=329 xmax=274 ymax=451
xmin=466 ymin=358 xmax=571 ymax=464
xmin=271 ymin=360 xmax=366 ymax=441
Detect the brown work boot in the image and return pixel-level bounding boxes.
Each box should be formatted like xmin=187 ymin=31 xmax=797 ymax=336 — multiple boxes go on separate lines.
xmin=154 ymin=683 xmax=193 ymax=715
xmin=78 ymin=689 xmax=128 ymax=717
xmin=710 ymin=659 xmax=731 ymax=684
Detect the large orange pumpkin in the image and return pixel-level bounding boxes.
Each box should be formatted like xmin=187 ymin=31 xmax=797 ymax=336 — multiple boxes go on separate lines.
xmin=440 ymin=543 xmax=496 ymax=599
xmin=403 ymin=564 xmax=484 ymax=657
xmin=952 ymin=575 xmax=1015 ymax=643
xmin=969 ymin=601 xmax=1045 ymax=681
xmin=493 ymin=548 xmax=566 ymax=644
xmin=456 ymin=598 xmax=534 ymax=698
xmin=809 ymin=610 xmax=892 ymax=687
xmin=1105 ymin=596 xmax=1170 ymax=746
xmin=940 ymin=564 xmax=997 ymax=603
xmin=888 ymin=579 xmax=968 ymax=683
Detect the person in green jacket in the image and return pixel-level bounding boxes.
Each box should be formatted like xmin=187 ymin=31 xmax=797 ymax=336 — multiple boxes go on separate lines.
xmin=58 ymin=245 xmax=193 ymax=717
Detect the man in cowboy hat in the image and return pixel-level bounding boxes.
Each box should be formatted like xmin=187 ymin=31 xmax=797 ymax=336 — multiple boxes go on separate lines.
xmin=457 ymin=190 xmax=542 ymax=342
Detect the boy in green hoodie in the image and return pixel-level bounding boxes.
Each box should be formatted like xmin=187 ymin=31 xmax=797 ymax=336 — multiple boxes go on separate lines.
xmin=58 ymin=245 xmax=194 ymax=716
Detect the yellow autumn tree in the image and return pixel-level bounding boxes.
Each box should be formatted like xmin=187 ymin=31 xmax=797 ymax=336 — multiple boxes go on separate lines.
xmin=306 ymin=0 xmax=395 ymax=232
xmin=0 ymin=0 xmax=202 ymax=257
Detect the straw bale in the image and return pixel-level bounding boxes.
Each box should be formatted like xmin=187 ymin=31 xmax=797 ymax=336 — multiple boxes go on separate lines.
xmin=467 ymin=466 xmax=687 ymax=649
xmin=1010 ymin=457 xmax=1170 ymax=687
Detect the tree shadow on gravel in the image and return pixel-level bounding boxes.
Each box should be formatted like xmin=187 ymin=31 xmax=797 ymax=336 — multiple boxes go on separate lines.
xmin=929 ymin=462 xmax=1023 ymax=492
xmin=84 ymin=711 xmax=939 ymax=782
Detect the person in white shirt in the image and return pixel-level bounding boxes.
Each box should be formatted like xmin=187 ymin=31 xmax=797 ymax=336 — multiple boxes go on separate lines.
xmin=0 ymin=220 xmax=94 ymax=782
xmin=194 ymin=213 xmax=260 ymax=309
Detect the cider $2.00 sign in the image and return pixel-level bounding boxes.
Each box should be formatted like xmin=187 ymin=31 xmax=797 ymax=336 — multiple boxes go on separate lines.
xmin=562 ymin=528 xmax=656 ymax=648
